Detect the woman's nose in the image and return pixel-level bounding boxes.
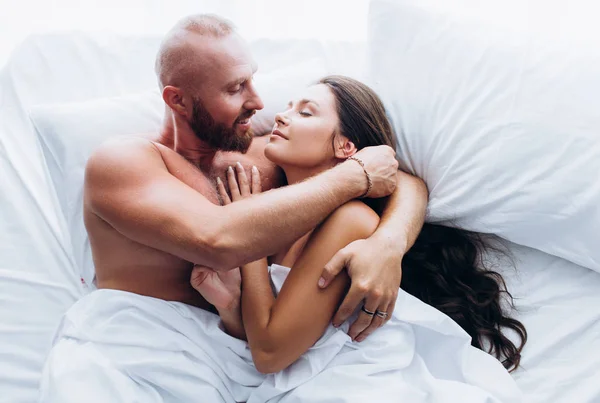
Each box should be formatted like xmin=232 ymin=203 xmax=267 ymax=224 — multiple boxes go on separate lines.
xmin=275 ymin=112 xmax=289 ymax=126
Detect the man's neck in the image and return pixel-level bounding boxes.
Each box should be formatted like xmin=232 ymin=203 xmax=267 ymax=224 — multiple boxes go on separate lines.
xmin=159 ymin=112 xmax=216 ymax=170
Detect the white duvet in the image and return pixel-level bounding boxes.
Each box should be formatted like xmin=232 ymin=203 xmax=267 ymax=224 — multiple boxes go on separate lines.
xmin=39 ymin=265 xmax=521 ymax=403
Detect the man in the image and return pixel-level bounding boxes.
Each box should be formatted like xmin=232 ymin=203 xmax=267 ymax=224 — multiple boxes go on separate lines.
xmin=39 ymin=14 xmax=427 ymax=402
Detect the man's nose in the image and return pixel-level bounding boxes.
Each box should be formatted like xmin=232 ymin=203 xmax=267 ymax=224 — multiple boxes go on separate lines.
xmin=245 ymin=85 xmax=264 ymax=111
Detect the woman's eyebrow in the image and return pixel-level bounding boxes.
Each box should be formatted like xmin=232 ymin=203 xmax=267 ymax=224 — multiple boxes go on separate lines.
xmin=288 ymin=99 xmax=320 ymax=108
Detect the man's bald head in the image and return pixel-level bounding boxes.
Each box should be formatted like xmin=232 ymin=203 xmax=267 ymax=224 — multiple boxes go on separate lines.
xmin=155 ymin=14 xmax=236 ymax=90
xmin=155 ymin=14 xmax=263 ymax=153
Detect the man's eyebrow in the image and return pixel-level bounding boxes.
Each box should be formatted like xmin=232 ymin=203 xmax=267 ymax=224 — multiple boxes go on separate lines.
xmin=288 ymin=99 xmax=320 ymax=107
xmin=227 ymin=76 xmax=250 ymax=87
xmin=227 ymin=64 xmax=258 ymax=88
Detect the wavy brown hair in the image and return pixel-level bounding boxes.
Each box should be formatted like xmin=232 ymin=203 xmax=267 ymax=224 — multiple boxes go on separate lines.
xmin=320 ymin=75 xmax=527 ymax=371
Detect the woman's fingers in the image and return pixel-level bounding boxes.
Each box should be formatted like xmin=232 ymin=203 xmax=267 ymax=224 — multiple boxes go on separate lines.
xmin=235 ymin=162 xmax=251 ymax=197
xmin=227 ymin=166 xmax=241 ymax=201
xmin=216 ymin=177 xmax=231 ymax=205
xmin=251 ymin=166 xmax=262 ymax=194
xmin=222 ymin=163 xmax=260 ymax=203
xmin=217 ymin=177 xmax=231 ymax=205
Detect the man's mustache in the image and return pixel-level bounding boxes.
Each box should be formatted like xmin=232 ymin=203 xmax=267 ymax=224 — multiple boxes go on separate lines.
xmin=236 ymin=110 xmax=255 ymax=123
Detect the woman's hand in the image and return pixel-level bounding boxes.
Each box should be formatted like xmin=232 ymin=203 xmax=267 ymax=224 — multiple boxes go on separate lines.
xmin=190 ymin=266 xmax=242 ymax=311
xmin=190 ymin=162 xmax=262 ymax=309
xmin=217 ymin=161 xmax=262 ymax=204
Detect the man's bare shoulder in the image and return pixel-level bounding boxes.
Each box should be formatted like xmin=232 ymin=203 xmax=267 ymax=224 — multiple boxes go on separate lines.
xmin=88 ymin=136 xmax=167 ymax=170
xmin=85 ymin=136 xmax=169 ymax=189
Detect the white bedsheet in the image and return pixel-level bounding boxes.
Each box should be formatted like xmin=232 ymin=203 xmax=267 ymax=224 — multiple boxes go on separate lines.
xmin=0 ymin=32 xmax=599 ymax=402
xmin=39 ymin=265 xmax=520 ymax=403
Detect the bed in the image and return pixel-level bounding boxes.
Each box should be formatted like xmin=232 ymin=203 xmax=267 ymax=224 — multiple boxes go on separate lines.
xmin=1 ymin=1 xmax=599 ymax=401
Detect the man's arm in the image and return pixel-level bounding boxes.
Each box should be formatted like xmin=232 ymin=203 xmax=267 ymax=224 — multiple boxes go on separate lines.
xmin=85 ymin=137 xmax=398 ymax=271
xmin=319 ymin=170 xmax=428 ymax=341
xmin=374 ymin=171 xmax=428 ymax=252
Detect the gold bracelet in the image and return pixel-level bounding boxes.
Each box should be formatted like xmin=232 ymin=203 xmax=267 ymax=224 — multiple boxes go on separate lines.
xmin=347 ymin=156 xmax=372 ymax=198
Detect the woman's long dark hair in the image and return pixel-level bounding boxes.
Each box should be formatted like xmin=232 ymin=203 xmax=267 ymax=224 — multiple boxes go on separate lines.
xmin=320 ymin=75 xmax=527 ymax=371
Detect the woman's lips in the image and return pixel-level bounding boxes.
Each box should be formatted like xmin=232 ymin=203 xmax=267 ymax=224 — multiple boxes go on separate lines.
xmin=271 ymin=129 xmax=287 ymax=139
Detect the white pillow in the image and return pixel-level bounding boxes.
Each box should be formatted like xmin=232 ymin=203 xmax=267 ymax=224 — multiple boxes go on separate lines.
xmin=368 ymin=0 xmax=600 ymax=272
xmin=30 ymin=62 xmax=327 ymax=283
xmin=30 ymin=91 xmax=163 ymax=284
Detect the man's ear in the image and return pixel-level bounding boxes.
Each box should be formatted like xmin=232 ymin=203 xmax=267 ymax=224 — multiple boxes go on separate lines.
xmin=334 ymin=135 xmax=358 ymax=159
xmin=162 ymin=86 xmax=188 ymax=117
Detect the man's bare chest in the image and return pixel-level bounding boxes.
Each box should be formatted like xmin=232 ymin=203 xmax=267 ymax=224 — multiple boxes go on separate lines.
xmin=154 ymin=144 xmax=222 ymax=205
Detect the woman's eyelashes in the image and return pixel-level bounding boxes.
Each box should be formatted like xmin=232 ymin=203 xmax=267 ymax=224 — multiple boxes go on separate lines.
xmin=284 ymin=101 xmax=313 ymax=117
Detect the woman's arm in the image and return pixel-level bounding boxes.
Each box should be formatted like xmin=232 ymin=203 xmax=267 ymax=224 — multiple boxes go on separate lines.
xmin=240 ymin=201 xmax=380 ymax=374
xmin=319 ymin=171 xmax=428 ymax=341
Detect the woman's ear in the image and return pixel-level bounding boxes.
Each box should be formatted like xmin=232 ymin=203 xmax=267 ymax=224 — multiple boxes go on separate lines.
xmin=334 ymin=135 xmax=358 ymax=159
xmin=162 ymin=86 xmax=188 ymax=118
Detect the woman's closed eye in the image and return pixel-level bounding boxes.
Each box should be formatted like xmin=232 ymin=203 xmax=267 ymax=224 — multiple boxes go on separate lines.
xmin=299 ymin=110 xmax=312 ymax=117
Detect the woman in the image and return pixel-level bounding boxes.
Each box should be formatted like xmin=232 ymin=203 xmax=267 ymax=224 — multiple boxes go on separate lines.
xmin=194 ymin=75 xmax=526 ymax=402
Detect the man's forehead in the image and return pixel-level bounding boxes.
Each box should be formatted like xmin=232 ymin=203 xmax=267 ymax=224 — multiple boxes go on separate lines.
xmin=189 ymin=33 xmax=257 ymax=81
xmin=227 ymin=61 xmax=258 ymax=84
xmin=198 ymin=34 xmax=253 ymax=65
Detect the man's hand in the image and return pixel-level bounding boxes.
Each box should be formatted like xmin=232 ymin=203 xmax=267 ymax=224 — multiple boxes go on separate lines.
xmin=318 ymin=234 xmax=402 ymax=342
xmin=349 ymin=145 xmax=399 ymax=198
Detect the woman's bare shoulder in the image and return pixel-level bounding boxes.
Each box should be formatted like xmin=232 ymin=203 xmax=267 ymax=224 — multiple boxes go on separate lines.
xmin=321 ymin=200 xmax=380 ymax=241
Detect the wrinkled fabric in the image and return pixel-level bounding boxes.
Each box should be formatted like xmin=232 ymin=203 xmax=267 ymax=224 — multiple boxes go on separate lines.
xmin=39 ymin=264 xmax=521 ymax=403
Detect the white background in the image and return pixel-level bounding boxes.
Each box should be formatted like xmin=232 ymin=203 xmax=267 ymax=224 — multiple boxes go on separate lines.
xmin=0 ymin=0 xmax=369 ymax=68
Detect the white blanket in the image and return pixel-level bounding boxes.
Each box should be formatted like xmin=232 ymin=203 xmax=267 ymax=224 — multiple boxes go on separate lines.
xmin=39 ymin=265 xmax=522 ymax=403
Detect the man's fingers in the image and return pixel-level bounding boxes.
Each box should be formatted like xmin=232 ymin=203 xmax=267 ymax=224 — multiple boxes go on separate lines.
xmin=332 ymin=285 xmax=365 ymax=327
xmin=320 ymin=249 xmax=349 ymax=289
xmin=216 ymin=177 xmax=231 ymax=205
xmin=383 ymin=291 xmax=398 ymax=323
xmin=227 ymin=166 xmax=241 ymax=200
xmin=235 ymin=162 xmax=251 ymax=196
xmin=251 ymin=166 xmax=262 ymax=194
xmin=347 ymin=299 xmax=380 ymax=340
xmin=354 ymin=302 xmax=389 ymax=342
xmin=384 ymin=294 xmax=397 ymax=323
